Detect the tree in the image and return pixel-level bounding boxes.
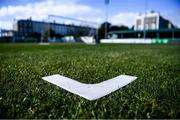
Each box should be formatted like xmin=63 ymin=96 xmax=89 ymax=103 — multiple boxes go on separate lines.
xmin=131 ymin=25 xmax=134 ymax=30
xmin=97 ymin=22 xmax=111 ymax=39
xmin=110 ymin=25 xmax=129 ymax=31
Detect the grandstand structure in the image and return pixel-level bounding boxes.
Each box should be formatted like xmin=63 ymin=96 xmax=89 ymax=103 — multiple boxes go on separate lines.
xmin=0 ymin=15 xmax=98 ymax=43
xmin=46 ymin=15 xmax=99 ymax=43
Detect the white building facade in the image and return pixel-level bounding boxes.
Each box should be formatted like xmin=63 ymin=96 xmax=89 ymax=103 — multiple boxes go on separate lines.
xmin=134 ymin=12 xmax=174 ymax=30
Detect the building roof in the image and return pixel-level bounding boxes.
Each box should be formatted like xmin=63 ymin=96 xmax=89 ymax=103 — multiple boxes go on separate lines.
xmin=109 ymin=28 xmax=180 ymax=34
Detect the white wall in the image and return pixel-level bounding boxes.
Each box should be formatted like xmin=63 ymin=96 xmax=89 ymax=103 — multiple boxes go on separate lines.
xmin=101 ymin=38 xmax=152 ymax=44
xmin=135 ymin=12 xmax=160 ymax=30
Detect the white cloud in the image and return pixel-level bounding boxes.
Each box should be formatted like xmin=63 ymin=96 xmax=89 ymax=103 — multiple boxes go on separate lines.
xmin=110 ymin=12 xmax=138 ymax=27
xmin=0 ymin=21 xmax=13 ymax=30
xmin=0 ymin=0 xmax=102 ymax=29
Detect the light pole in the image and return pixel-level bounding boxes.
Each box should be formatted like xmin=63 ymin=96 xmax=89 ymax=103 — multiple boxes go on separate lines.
xmin=105 ymin=0 xmax=109 ymax=39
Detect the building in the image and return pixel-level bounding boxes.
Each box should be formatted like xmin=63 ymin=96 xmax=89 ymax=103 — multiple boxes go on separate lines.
xmin=0 ymin=29 xmax=16 ymax=42
xmin=134 ymin=12 xmax=175 ymax=30
xmin=12 ymin=19 xmax=96 ymax=42
xmin=106 ymin=11 xmax=180 ymax=44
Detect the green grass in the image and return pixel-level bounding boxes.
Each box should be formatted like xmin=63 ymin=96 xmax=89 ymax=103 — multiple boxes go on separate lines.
xmin=0 ymin=43 xmax=180 ymax=119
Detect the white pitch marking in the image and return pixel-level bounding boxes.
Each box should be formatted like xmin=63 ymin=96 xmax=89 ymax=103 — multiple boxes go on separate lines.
xmin=42 ymin=74 xmax=137 ymax=101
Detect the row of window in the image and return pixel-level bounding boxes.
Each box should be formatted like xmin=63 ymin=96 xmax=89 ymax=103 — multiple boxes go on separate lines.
xmin=17 ymin=21 xmax=95 ymax=36
xmin=136 ymin=17 xmax=157 ymax=30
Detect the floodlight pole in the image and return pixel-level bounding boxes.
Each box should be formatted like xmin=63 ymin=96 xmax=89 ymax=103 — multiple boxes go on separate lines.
xmin=47 ymin=16 xmax=51 ymax=43
xmin=105 ymin=0 xmax=109 ymax=39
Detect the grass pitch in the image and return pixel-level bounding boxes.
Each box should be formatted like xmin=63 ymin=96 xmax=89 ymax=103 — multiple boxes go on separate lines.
xmin=0 ymin=43 xmax=180 ymax=118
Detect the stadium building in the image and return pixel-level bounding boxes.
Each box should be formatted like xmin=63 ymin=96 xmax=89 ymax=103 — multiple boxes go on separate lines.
xmin=135 ymin=12 xmax=175 ymax=30
xmin=0 ymin=18 xmax=96 ymax=42
xmin=106 ymin=12 xmax=180 ymax=44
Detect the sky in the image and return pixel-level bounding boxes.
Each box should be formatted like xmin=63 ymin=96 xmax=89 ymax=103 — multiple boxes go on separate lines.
xmin=0 ymin=0 xmax=180 ymax=29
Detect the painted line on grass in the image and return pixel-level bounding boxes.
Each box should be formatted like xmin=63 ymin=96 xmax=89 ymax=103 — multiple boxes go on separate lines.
xmin=42 ymin=74 xmax=137 ymax=101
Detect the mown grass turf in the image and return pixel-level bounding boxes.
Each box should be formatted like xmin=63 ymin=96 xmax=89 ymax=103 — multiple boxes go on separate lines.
xmin=0 ymin=43 xmax=180 ymax=119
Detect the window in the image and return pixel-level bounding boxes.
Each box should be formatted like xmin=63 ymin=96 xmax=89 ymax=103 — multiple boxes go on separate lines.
xmin=152 ymin=23 xmax=156 ymax=29
xmin=144 ymin=16 xmax=157 ymax=30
